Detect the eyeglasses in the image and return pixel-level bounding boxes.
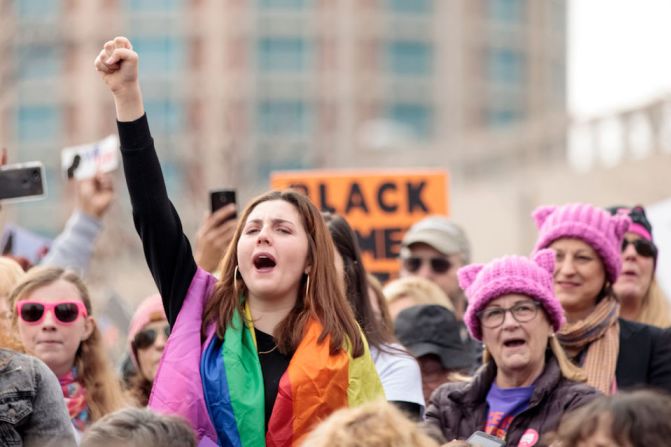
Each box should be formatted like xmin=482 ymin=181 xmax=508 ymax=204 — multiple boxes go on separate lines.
xmin=477 ymin=301 xmax=541 ymax=329
xmin=401 ymin=256 xmax=452 ymax=274
xmin=16 ymin=300 xmax=88 ymax=325
xmin=622 ymin=238 xmax=657 ymax=258
xmin=132 ymin=324 xmax=171 ymax=350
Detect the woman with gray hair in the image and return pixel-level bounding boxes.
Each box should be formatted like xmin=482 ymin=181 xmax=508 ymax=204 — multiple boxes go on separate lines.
xmin=81 ymin=408 xmax=196 ymax=447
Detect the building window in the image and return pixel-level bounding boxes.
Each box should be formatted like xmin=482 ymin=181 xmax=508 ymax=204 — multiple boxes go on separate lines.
xmin=17 ymin=0 xmax=60 ymax=18
xmin=17 ymin=105 xmax=61 ymax=142
xmin=258 ymin=37 xmax=309 ymax=72
xmin=387 ymin=0 xmax=432 ymax=14
xmin=126 ymin=0 xmax=182 ymax=11
xmin=260 ymin=0 xmax=307 ymax=8
xmin=486 ymin=104 xmax=524 ymax=127
xmin=488 ymin=48 xmax=524 ymax=85
xmin=17 ymin=45 xmax=61 ymax=80
xmin=487 ymin=0 xmax=525 ymax=23
xmin=257 ymin=143 xmax=309 ymax=182
xmin=388 ymin=40 xmax=432 ymax=76
xmin=131 ymin=37 xmax=185 ymax=74
xmin=144 ymin=100 xmax=183 ymax=135
xmin=388 ymin=103 xmax=432 ymax=139
xmin=258 ymin=100 xmax=309 ymax=135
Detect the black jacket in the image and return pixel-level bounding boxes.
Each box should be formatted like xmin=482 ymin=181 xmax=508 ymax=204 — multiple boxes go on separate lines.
xmin=425 ymin=355 xmax=598 ymax=446
xmin=616 ymin=318 xmax=671 ymax=392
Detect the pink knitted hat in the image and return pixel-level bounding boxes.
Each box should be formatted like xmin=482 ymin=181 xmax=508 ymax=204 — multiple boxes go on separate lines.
xmin=532 ymin=203 xmax=631 ymax=284
xmin=127 ymin=294 xmax=166 ymax=367
xmin=459 ymin=249 xmax=565 ymax=341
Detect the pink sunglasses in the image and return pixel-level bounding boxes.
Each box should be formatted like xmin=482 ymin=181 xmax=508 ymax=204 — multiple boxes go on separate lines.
xmin=15 ymin=300 xmax=88 ymax=325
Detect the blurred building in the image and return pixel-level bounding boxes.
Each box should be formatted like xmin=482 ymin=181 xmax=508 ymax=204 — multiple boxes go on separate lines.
xmin=0 ymin=0 xmax=567 ymax=236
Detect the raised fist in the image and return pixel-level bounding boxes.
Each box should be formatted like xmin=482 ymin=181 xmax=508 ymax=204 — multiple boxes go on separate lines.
xmin=94 ymin=36 xmax=139 ymax=95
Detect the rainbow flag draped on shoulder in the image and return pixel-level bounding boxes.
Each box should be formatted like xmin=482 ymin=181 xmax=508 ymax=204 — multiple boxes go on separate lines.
xmin=201 ymin=305 xmax=384 ymax=447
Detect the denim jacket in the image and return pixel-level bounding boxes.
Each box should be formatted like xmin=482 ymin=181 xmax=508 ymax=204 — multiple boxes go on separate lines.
xmin=0 ymin=349 xmax=77 ymax=447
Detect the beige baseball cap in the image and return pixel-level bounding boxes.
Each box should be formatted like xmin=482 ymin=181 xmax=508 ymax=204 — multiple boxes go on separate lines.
xmin=401 ymin=216 xmax=471 ymax=263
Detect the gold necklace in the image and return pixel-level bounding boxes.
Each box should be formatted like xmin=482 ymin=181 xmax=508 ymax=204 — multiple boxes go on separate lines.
xmin=258 ymin=345 xmax=278 ymax=355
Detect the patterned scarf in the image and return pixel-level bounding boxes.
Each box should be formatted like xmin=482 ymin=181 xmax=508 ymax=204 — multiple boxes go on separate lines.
xmin=202 ymin=304 xmax=384 ymax=446
xmin=58 ymin=367 xmax=91 ymax=432
xmin=557 ymin=296 xmax=620 ymax=394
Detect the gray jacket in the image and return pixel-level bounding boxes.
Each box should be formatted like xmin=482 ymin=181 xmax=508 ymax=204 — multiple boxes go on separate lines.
xmin=425 ymin=355 xmax=598 ymax=446
xmin=0 ymin=349 xmax=76 ymax=447
xmin=40 ymin=211 xmax=102 ymax=277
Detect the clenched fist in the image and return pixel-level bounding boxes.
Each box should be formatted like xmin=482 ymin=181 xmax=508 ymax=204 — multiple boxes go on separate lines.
xmin=94 ymin=36 xmax=144 ymax=121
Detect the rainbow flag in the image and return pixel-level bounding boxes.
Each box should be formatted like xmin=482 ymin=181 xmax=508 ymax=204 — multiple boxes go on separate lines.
xmin=201 ymin=306 xmax=384 ymax=447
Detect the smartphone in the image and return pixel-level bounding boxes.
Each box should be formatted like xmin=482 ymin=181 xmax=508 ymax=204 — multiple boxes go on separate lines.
xmin=210 ymin=188 xmax=237 ymax=215
xmin=0 ymin=161 xmax=46 ymax=203
xmin=466 ymin=431 xmax=506 ymax=447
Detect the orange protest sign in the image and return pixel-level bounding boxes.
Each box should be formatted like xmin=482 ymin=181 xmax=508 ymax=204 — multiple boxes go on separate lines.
xmin=270 ymin=170 xmax=448 ymax=281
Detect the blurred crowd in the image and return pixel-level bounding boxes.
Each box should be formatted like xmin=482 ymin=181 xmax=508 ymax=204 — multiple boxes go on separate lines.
xmin=1 ymin=37 xmax=671 ymax=447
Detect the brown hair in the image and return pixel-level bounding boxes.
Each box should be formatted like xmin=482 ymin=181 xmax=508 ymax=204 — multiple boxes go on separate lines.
xmin=81 ymin=407 xmax=196 ymax=447
xmin=8 ymin=267 xmax=125 ymax=421
xmin=367 ymin=273 xmax=394 ymax=335
xmin=552 ymin=389 xmax=671 ymax=447
xmin=322 ymin=213 xmax=396 ymax=352
xmin=301 ymin=400 xmax=439 ymax=447
xmin=203 ymin=190 xmax=364 ymax=357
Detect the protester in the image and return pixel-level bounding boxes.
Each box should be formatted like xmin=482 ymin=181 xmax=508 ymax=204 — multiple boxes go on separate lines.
xmin=0 ymin=328 xmax=77 ymax=446
xmin=533 ymin=203 xmax=671 ymax=393
xmin=124 ymin=293 xmax=168 ymax=406
xmin=608 ymin=205 xmax=671 ymax=327
xmin=41 ymin=173 xmax=115 ymax=276
xmin=551 ymin=389 xmax=671 ymax=447
xmin=194 ymin=204 xmax=237 ymax=275
xmin=9 ymin=267 xmax=126 ymax=436
xmin=324 ymin=212 xmax=424 ymax=418
xmin=425 ymin=250 xmax=597 ymax=446
xmin=399 ymin=216 xmax=471 ymax=320
xmin=395 ymin=304 xmax=473 ymax=403
xmin=0 ymin=256 xmax=26 ymax=332
xmin=80 ymin=407 xmax=196 ymax=447
xmin=383 ymin=276 xmax=454 ymax=321
xmin=302 ymin=400 xmax=439 ymax=447
xmin=95 ymin=36 xmax=382 ymax=446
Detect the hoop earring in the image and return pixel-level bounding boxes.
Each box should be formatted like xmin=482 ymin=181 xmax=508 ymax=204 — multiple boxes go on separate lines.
xmin=305 ymin=274 xmax=310 ymax=300
xmin=234 ymin=265 xmax=240 ymax=293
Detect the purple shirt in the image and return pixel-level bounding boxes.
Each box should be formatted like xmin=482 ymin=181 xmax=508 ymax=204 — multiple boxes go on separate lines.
xmin=484 ymin=383 xmax=534 ymax=439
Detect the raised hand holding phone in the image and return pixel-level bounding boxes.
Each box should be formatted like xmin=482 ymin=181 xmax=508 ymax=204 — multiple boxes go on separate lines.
xmin=194 ymin=203 xmax=238 ymax=273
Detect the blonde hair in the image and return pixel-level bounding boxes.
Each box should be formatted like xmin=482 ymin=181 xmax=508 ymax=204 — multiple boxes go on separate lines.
xmin=482 ymin=335 xmax=586 ymax=383
xmin=0 ymin=257 xmax=25 ymax=296
xmin=0 ymin=257 xmax=25 ymax=351
xmin=635 ymin=278 xmax=671 ymax=328
xmin=383 ymin=276 xmax=454 ymax=311
xmin=81 ymin=408 xmax=196 ymax=447
xmin=8 ymin=267 xmax=125 ymax=422
xmin=301 ymin=400 xmax=439 ymax=447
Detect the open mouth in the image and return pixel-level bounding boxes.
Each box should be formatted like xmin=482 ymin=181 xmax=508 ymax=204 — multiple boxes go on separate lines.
xmin=503 ymin=339 xmax=526 ymax=348
xmin=253 ymin=253 xmax=277 ymax=271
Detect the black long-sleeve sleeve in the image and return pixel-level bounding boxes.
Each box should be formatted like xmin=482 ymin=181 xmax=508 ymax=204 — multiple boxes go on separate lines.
xmin=117 ymin=115 xmax=196 ymax=327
